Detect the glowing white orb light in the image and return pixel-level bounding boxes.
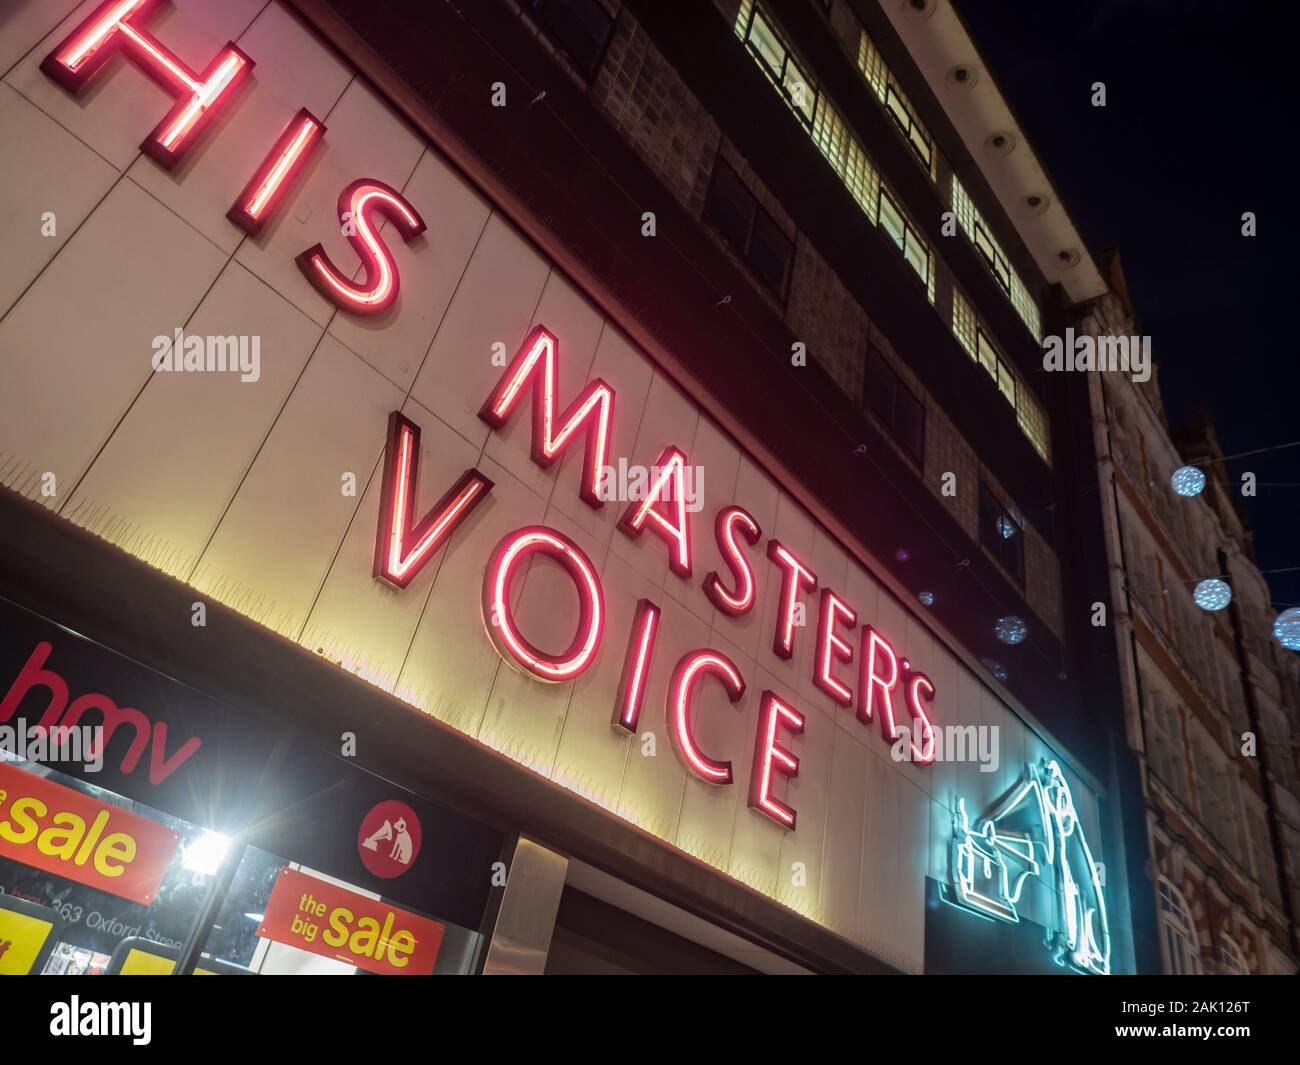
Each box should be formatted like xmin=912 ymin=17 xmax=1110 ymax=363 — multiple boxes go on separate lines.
xmin=1193 ymin=578 xmax=1231 ymax=612
xmin=918 ymin=591 xmax=935 ymax=607
xmin=1170 ymin=465 xmax=1206 ymax=497
xmin=1274 ymin=608 xmax=1300 ymax=651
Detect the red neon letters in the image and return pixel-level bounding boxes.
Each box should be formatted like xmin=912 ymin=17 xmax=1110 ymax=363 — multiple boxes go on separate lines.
xmin=750 ymin=692 xmax=805 ymax=829
xmin=41 ymin=0 xmax=253 ymax=169
xmin=617 ymin=445 xmax=694 ymax=577
xmin=814 ymin=589 xmax=857 ymax=707
xmin=483 ymin=526 xmax=604 ymax=683
xmin=703 ymin=505 xmax=762 ymax=616
xmin=478 ymin=326 xmax=615 ymax=508
xmin=613 ymin=599 xmax=660 ymax=732
xmin=903 ymin=670 xmax=937 ymax=765
xmin=297 ymin=179 xmax=425 ymax=315
xmin=667 ymin=650 xmax=745 ymax=784
xmin=858 ymin=626 xmax=902 ymax=741
xmin=767 ymin=541 xmax=817 ymax=660
xmin=228 ymin=109 xmax=325 ymax=235
xmin=41 ymin=25 xmax=946 ymax=832
xmin=373 ymin=412 xmax=492 ymax=589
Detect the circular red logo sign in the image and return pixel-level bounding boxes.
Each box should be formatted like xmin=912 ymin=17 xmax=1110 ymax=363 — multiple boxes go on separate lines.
xmin=357 ymin=800 xmax=422 ymax=879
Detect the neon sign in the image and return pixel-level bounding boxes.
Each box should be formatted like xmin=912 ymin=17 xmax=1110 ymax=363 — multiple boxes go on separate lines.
xmin=36 ymin=15 xmax=1120 ymax=851
xmin=947 ymin=761 xmax=1110 ymax=975
xmin=42 ymin=0 xmax=253 ymax=169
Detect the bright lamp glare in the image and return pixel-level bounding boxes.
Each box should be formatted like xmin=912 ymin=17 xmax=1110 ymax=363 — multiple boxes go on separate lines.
xmin=182 ymin=829 xmax=231 ymax=875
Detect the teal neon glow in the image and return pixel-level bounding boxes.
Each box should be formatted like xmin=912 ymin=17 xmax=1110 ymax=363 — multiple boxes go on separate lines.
xmin=949 ymin=760 xmax=1110 ymax=975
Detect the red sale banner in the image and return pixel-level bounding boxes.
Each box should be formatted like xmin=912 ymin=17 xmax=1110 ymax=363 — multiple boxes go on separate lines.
xmin=257 ymin=867 xmax=444 ymax=975
xmin=0 ymin=763 xmax=181 ymax=905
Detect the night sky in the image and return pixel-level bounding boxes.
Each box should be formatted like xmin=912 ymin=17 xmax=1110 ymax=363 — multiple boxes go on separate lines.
xmin=956 ymin=0 xmax=1297 ymax=614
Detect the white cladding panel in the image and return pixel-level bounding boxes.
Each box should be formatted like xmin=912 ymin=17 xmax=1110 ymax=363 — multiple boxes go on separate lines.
xmin=0 ymin=0 xmax=1101 ymax=972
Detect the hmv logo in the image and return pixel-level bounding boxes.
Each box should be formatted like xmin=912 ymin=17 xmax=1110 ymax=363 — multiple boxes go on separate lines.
xmin=0 ymin=642 xmax=202 ymax=785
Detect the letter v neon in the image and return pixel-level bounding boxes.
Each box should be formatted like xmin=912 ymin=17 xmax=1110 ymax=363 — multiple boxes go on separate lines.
xmin=374 ymin=411 xmax=494 ymax=589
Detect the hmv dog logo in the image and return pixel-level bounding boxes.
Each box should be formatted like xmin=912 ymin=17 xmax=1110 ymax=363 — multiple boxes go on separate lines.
xmin=0 ymin=642 xmax=202 ymax=786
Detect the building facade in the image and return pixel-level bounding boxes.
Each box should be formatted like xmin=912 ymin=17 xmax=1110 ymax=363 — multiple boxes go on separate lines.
xmin=0 ymin=0 xmax=1161 ymax=974
xmin=1081 ymin=258 xmax=1300 ymax=975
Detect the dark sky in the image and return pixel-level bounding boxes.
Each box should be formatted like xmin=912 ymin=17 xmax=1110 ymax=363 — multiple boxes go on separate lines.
xmin=955 ymin=0 xmax=1297 ymax=613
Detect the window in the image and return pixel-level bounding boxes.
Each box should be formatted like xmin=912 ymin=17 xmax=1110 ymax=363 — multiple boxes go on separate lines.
xmin=950 ymin=292 xmax=1050 ymax=463
xmin=864 ymin=346 xmax=924 ymax=465
xmin=528 ymin=0 xmax=614 ymax=78
xmin=877 ymin=187 xmax=929 ymax=286
xmin=951 ymin=176 xmax=1042 ymax=340
xmin=973 ymin=221 xmax=1011 ymax=294
xmin=743 ymin=7 xmax=816 ymax=126
xmin=1219 ymin=934 xmax=1250 ymax=975
xmin=857 ymin=29 xmax=935 ymax=180
xmin=884 ymin=84 xmax=933 ymax=169
xmin=979 ymin=482 xmax=1024 ymax=584
xmin=703 ymin=158 xmax=793 ymax=298
xmin=1144 ymin=689 xmax=1190 ymax=802
xmin=1158 ymin=879 xmax=1202 ymax=975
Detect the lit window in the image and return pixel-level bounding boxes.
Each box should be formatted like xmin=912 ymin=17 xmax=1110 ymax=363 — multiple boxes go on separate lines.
xmin=951 ymin=176 xmax=1041 ymax=340
xmin=973 ymin=221 xmax=1012 ymax=294
xmin=878 ymin=187 xmax=929 ymax=286
xmin=884 ymin=83 xmax=933 ymax=169
xmin=733 ymin=3 xmax=934 ymax=305
xmin=744 ymin=7 xmax=816 ymax=126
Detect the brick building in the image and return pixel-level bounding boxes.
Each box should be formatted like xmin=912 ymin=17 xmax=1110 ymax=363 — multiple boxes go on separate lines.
xmin=1081 ymin=256 xmax=1300 ymax=974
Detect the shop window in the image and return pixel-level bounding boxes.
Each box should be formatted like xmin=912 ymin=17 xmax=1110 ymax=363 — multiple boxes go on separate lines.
xmin=703 ymin=158 xmax=793 ymax=298
xmin=979 ymin=482 xmax=1024 ymax=585
xmin=0 ymin=759 xmax=219 ymax=975
xmin=864 ymin=345 xmax=924 ymax=465
xmin=743 ymin=6 xmax=817 ymax=126
xmin=1158 ymin=878 xmax=1202 ymax=975
xmin=877 ymin=187 xmax=929 ymax=286
xmin=528 ymin=0 xmax=615 ymax=78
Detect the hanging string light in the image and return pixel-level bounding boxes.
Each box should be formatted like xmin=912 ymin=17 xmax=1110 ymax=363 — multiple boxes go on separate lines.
xmin=995 ymin=615 xmax=1027 ymax=644
xmin=1170 ymin=465 xmax=1206 ymax=497
xmin=1192 ymin=578 xmax=1232 ymax=612
xmin=1274 ymin=608 xmax=1300 ymax=651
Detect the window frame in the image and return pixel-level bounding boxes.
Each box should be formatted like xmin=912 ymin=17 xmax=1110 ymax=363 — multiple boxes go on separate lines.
xmin=1158 ymin=878 xmax=1202 ymax=975
xmin=527 ymin=0 xmax=616 ymax=80
xmin=883 ymin=82 xmax=933 ymax=169
xmin=744 ymin=6 xmax=817 ymax=128
xmin=876 ymin=186 xmax=930 ymax=287
xmin=973 ymin=220 xmax=1012 ymax=295
xmin=863 ymin=344 xmax=925 ymax=467
xmin=979 ymin=482 xmax=1025 ymax=586
xmin=702 ymin=157 xmax=794 ymax=301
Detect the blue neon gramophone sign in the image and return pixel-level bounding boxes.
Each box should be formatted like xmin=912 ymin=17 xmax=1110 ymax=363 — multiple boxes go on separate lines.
xmin=948 ymin=760 xmax=1110 ymax=975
